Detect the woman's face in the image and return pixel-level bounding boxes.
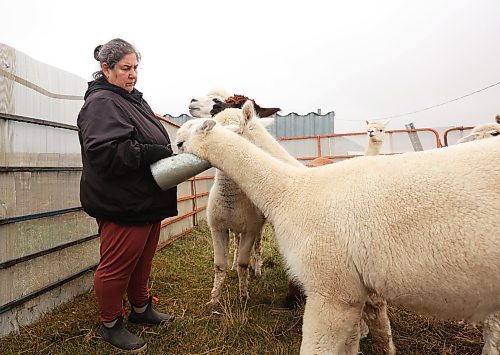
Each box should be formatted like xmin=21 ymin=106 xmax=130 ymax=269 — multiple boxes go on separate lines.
xmin=103 ymin=53 xmax=139 ymax=92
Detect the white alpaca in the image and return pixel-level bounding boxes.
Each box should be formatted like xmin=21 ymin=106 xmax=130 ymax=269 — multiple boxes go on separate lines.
xmin=365 ymin=120 xmax=389 ymax=156
xmin=457 ymin=121 xmax=500 ymax=355
xmin=183 ymin=107 xmax=299 ymax=304
xmin=181 ymin=111 xmax=264 ymax=304
xmin=458 ymin=123 xmax=500 ymax=143
xmin=182 ymin=104 xmax=395 ymax=353
xmin=176 ymin=102 xmax=500 ymax=355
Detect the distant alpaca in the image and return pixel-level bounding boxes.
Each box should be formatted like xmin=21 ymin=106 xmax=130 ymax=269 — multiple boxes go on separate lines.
xmin=365 ymin=120 xmax=389 ymax=156
xmin=176 ymin=101 xmax=500 ymax=355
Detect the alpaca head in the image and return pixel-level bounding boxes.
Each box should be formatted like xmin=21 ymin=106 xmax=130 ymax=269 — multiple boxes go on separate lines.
xmin=188 ymin=90 xmax=280 ymax=118
xmin=188 ymin=89 xmax=230 ymax=118
xmin=177 ymin=101 xmax=264 ymax=153
xmin=365 ymin=120 xmax=389 ymax=143
xmin=211 ymin=100 xmax=275 ymax=146
xmin=175 ymin=118 xmax=219 ymax=156
xmin=211 ymin=94 xmax=281 ymax=118
xmin=457 ymin=123 xmax=500 ymax=143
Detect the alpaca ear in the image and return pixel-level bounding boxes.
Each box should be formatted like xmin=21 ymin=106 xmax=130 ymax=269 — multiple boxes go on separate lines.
xmin=242 ymin=100 xmax=256 ymax=124
xmin=259 ymin=116 xmax=275 ymax=128
xmin=457 ymin=134 xmax=476 ymax=143
xmin=257 ymin=107 xmax=281 ymax=118
xmin=196 ymin=119 xmax=216 ymax=134
xmin=365 ymin=120 xmax=370 ymax=125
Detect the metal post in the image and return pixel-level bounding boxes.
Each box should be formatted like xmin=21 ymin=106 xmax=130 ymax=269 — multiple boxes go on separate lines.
xmin=405 ymin=122 xmax=424 ymax=151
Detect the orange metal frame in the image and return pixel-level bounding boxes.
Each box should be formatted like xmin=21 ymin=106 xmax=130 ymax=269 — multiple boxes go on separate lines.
xmin=442 ymin=126 xmax=473 ymax=147
xmin=278 ymin=128 xmax=442 ymax=161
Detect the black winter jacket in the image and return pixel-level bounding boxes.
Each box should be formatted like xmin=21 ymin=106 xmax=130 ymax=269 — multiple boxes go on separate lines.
xmin=77 ymin=78 xmax=177 ymax=224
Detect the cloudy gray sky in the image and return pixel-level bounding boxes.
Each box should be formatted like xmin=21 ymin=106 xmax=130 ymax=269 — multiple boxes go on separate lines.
xmin=1 ymin=0 xmax=499 ymax=132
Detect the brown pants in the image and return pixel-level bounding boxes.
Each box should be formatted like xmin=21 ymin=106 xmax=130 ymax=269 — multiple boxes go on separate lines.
xmin=94 ymin=220 xmax=160 ymax=322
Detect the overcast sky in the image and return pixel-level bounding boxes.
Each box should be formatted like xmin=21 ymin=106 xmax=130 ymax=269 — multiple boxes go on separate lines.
xmin=2 ymin=0 xmax=500 ymax=132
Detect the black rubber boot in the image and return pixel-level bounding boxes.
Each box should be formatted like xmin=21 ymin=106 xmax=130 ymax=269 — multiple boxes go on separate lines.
xmin=99 ymin=316 xmax=146 ymax=353
xmin=129 ymin=297 xmax=175 ymax=326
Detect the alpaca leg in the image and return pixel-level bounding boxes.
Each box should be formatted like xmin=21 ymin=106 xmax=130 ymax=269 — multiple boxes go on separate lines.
xmin=252 ymin=231 xmax=263 ymax=277
xmin=482 ymin=311 xmax=500 ymax=355
xmin=300 ymin=293 xmax=363 ymax=355
xmin=209 ymin=228 xmax=229 ymax=304
xmin=236 ymin=232 xmax=256 ymax=301
xmin=231 ymin=232 xmax=240 ymax=271
xmin=362 ymin=294 xmax=396 ymax=354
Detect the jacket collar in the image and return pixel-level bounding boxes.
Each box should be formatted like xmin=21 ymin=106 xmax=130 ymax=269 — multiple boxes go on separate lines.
xmin=84 ymin=77 xmax=144 ymax=105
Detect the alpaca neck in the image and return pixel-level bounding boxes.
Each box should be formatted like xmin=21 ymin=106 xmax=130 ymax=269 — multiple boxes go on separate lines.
xmin=198 ymin=126 xmax=298 ymax=218
xmin=365 ymin=139 xmax=383 ymax=156
xmin=253 ymin=126 xmax=304 ymax=168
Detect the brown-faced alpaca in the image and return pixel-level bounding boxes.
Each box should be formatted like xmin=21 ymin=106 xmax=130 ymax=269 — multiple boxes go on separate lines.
xmin=188 ymin=89 xmax=230 ymax=118
xmin=365 ymin=120 xmax=389 ymax=156
xmin=211 ymin=94 xmax=281 ymax=118
xmin=189 ymin=90 xmax=280 ymax=118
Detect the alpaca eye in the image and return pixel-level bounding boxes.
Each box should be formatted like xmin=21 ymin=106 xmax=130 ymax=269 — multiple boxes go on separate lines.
xmin=491 ymin=132 xmax=499 ymax=136
xmin=177 ymin=142 xmax=184 ymax=148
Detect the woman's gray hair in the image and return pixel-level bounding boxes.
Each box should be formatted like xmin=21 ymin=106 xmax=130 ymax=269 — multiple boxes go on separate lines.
xmin=92 ymin=38 xmax=141 ymax=80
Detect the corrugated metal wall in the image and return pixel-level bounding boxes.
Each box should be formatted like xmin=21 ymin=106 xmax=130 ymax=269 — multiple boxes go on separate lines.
xmin=166 ymin=111 xmax=336 ymax=138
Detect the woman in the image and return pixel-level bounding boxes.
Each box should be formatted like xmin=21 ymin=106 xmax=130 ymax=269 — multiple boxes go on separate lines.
xmin=77 ymin=38 xmax=176 ymax=352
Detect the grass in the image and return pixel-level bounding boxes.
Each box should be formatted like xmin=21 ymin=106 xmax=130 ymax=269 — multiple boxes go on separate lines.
xmin=0 ymin=222 xmax=484 ymax=354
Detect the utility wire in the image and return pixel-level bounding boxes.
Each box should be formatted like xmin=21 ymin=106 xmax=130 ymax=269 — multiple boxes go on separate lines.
xmin=335 ymin=80 xmax=500 ymax=122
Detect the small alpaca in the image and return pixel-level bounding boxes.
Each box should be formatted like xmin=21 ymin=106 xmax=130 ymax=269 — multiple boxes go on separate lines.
xmin=187 ymin=90 xmax=284 ymax=304
xmin=183 ymin=104 xmax=297 ymax=304
xmin=365 ymin=120 xmax=389 ymax=156
xmin=176 ymin=101 xmax=500 ymax=355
